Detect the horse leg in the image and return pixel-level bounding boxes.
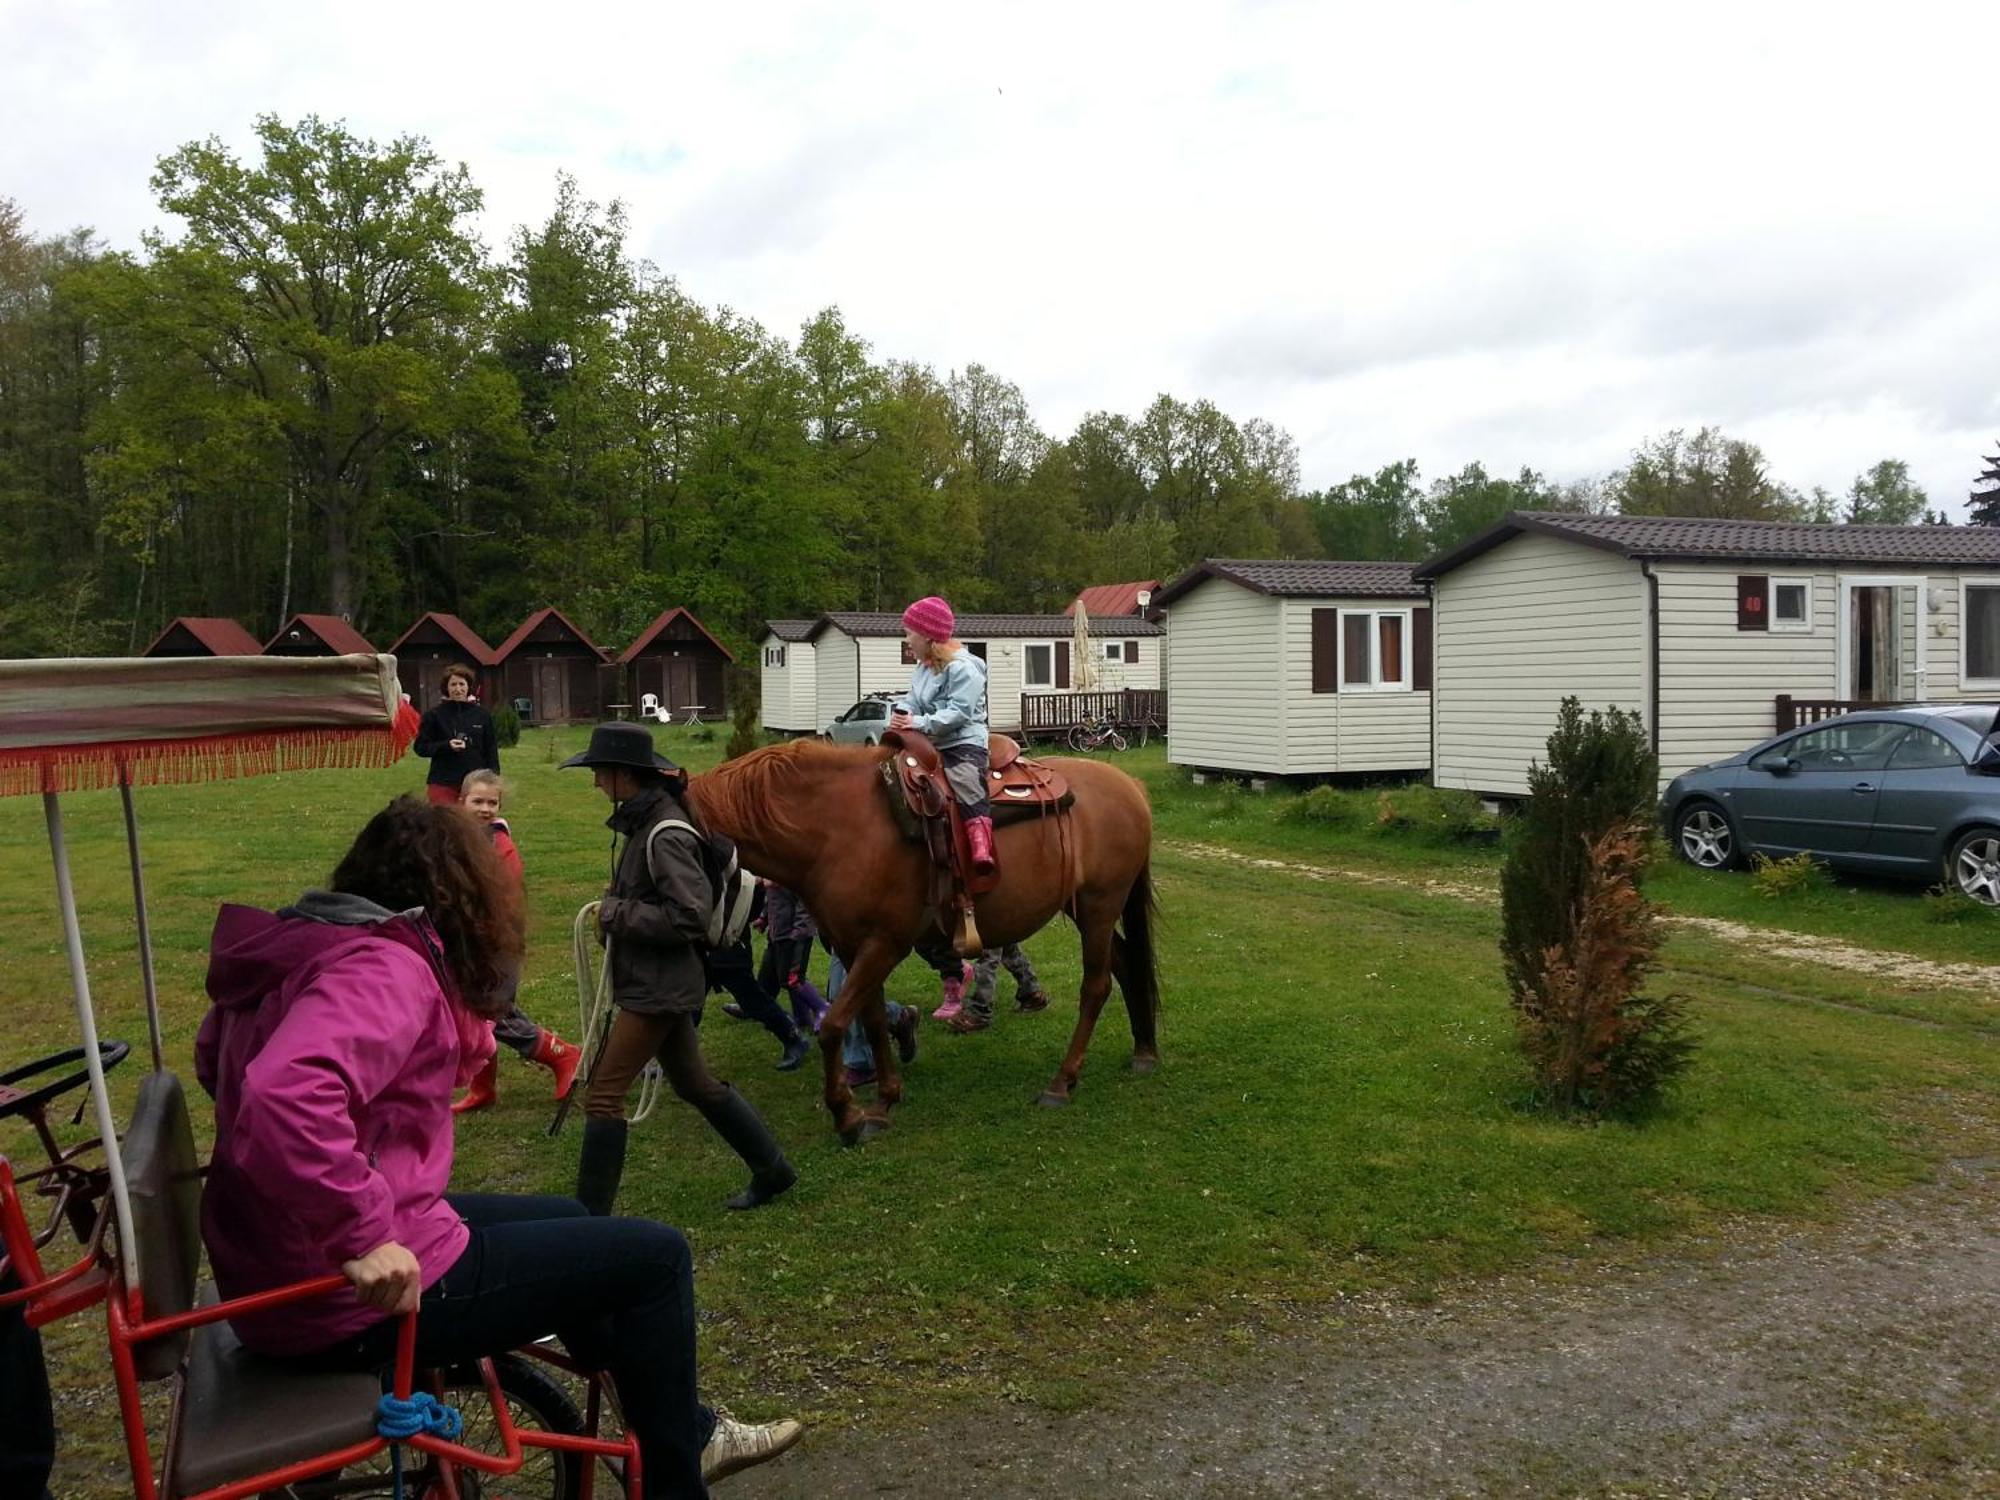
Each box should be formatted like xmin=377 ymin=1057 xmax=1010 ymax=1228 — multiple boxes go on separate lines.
xmin=1039 ymin=896 xmax=1118 ymax=1107
xmin=1111 ymin=931 xmax=1160 ymax=1075
xmin=858 ymin=994 xmax=901 ymax=1138
xmin=820 ymin=939 xmax=902 ymax=1147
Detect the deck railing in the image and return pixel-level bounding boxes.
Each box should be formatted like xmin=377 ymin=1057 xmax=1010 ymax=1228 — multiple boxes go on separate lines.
xmin=1019 ymin=688 xmax=1167 ymax=738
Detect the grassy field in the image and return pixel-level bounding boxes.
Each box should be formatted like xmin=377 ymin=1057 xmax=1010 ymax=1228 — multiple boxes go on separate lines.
xmin=7 ymin=729 xmax=1999 ymax=1496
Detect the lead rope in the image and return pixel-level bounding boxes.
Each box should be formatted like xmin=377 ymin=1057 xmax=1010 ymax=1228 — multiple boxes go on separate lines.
xmin=375 ymin=1390 xmax=463 ymax=1499
xmin=572 ymin=901 xmax=663 ymax=1125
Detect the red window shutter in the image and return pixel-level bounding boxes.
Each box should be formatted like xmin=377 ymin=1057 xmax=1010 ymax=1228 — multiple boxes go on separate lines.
xmin=1311 ymin=609 xmax=1338 ymax=693
xmin=1413 ymin=607 xmax=1432 ymax=691
xmin=1055 ymin=640 xmax=1071 ymax=689
xmin=1737 ymin=576 xmax=1769 ymax=631
xmin=1124 ymin=639 xmax=1139 ymax=663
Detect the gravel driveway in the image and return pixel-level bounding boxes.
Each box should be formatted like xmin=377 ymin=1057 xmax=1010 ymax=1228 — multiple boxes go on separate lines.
xmin=731 ymin=1158 xmax=2000 ymax=1499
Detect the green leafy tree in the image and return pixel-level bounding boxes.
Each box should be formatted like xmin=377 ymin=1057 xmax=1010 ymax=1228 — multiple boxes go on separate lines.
xmin=1419 ymin=462 xmax=1568 ymax=555
xmin=1844 ymin=458 xmax=1927 ymax=525
xmin=1304 ymin=459 xmax=1427 ymax=560
xmin=1610 ymin=427 xmax=1799 ymax=520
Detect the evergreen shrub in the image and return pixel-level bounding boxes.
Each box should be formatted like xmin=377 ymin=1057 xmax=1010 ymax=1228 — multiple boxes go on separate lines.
xmin=492 ymin=701 xmax=522 ymax=749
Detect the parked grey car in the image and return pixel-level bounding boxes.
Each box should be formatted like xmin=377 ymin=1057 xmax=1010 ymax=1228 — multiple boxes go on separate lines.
xmin=822 ymin=694 xmax=898 ymax=745
xmin=1661 ymin=704 xmax=2000 ymax=903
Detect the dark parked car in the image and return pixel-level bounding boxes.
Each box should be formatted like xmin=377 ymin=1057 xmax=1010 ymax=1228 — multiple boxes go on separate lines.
xmin=1662 ymin=704 xmax=2000 ymax=904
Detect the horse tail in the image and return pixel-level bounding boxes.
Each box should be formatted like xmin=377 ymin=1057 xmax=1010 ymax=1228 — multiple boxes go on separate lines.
xmin=1118 ymin=860 xmax=1161 ymax=1026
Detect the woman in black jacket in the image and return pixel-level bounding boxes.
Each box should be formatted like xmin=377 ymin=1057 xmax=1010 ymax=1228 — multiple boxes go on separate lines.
xmin=414 ymin=663 xmax=499 ymax=804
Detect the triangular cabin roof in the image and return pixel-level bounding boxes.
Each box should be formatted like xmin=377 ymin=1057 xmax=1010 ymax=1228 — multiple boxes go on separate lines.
xmin=1066 ymin=580 xmax=1161 ymax=617
xmin=386 ymin=612 xmax=499 ymax=666
xmin=763 ymin=619 xmax=818 ymax=643
xmin=492 ymin=607 xmax=609 ymax=662
xmin=142 ymin=616 xmax=264 ymax=657
xmin=617 ymin=607 xmax=735 ymax=665
xmin=265 ymin=613 xmax=376 ymax=654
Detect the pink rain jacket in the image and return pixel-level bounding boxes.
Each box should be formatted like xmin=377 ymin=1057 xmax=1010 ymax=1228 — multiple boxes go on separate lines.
xmin=195 ymin=893 xmax=495 ymax=1354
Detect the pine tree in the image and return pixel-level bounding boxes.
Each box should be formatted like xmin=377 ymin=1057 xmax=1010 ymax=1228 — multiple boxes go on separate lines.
xmin=1970 ymin=446 xmax=2000 ymax=527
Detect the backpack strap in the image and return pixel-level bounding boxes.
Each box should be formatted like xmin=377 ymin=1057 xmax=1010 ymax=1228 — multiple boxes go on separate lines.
xmin=646 ymin=818 xmax=756 ymax=948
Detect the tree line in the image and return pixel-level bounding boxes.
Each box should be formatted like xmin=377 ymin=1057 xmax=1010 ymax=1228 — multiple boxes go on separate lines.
xmin=1 ymin=115 xmax=1990 ymax=661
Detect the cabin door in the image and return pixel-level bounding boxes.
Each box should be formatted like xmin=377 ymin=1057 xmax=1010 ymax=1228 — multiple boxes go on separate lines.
xmin=663 ymin=657 xmax=697 ymax=714
xmin=1839 ymin=577 xmax=1923 ymax=703
xmin=532 ymin=659 xmax=570 ymax=723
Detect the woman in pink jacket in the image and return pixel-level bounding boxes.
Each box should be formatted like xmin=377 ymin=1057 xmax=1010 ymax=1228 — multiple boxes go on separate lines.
xmin=196 ymin=796 xmax=800 ymax=1496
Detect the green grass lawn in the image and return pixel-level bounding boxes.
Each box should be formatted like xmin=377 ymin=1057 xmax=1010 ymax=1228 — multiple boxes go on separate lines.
xmin=7 ymin=728 xmax=2000 ymax=1497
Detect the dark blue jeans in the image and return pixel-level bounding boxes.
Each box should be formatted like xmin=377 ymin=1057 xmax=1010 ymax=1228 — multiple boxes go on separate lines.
xmin=0 ymin=1266 xmax=55 ymax=1499
xmin=310 ymin=1194 xmax=714 ymax=1499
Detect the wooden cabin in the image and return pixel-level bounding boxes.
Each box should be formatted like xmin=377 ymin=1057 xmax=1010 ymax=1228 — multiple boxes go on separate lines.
xmin=492 ymin=608 xmax=611 ymax=725
xmin=385 ymin=613 xmax=502 ymax=710
xmin=263 ymin=614 xmax=375 ymax=657
xmin=141 ymin=617 xmax=263 ymax=658
xmin=618 ymin=607 xmax=733 ymax=720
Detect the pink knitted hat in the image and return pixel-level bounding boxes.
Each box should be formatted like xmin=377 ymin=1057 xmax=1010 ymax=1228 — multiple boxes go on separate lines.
xmin=901 ymin=595 xmax=955 ymax=642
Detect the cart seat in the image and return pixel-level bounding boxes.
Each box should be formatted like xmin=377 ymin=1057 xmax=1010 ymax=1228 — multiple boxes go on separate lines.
xmin=168 ymin=1287 xmax=382 ymax=1496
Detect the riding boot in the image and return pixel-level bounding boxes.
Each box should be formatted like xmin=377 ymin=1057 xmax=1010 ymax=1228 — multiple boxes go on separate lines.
xmin=965 ymin=815 xmax=998 ymax=879
xmin=697 ymin=1087 xmax=797 ymax=1211
xmin=527 ymin=1028 xmax=582 ymax=1101
xmin=788 ymin=977 xmax=830 ymax=1032
xmin=776 ymin=1028 xmax=812 ymax=1071
xmin=450 ymin=1056 xmax=499 ymax=1114
xmin=575 ymin=1116 xmax=629 ymax=1217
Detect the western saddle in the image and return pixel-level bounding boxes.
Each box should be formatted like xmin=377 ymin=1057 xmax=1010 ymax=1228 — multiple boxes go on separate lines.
xmin=880 ymin=730 xmax=1071 ymax=956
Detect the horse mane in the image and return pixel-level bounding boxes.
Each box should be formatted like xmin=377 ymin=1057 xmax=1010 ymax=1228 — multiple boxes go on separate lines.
xmin=688 ymin=738 xmax=883 ymax=851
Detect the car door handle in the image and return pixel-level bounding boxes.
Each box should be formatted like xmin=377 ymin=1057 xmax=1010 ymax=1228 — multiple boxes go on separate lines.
xmin=1851 ymin=782 xmax=1876 ymax=794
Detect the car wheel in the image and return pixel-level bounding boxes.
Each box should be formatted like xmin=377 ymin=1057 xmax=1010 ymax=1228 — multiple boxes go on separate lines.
xmin=1946 ymin=827 xmax=2000 ymax=906
xmin=1674 ymin=800 xmax=1739 ymax=870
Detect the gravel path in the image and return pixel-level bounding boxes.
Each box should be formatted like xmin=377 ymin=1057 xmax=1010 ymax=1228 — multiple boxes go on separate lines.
xmin=731 ymin=1159 xmax=2000 ymax=1499
xmin=1168 ymin=840 xmax=2000 ymax=998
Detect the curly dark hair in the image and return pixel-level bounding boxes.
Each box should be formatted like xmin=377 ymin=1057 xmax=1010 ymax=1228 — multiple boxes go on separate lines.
xmin=330 ymin=796 xmax=525 ymax=1018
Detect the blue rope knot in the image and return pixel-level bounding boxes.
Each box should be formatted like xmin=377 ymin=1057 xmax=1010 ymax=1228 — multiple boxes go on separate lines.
xmin=376 ymin=1389 xmax=464 ymax=1442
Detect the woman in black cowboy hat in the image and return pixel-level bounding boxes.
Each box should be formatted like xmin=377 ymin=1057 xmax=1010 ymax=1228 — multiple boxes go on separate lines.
xmin=562 ymin=722 xmax=797 ymax=1215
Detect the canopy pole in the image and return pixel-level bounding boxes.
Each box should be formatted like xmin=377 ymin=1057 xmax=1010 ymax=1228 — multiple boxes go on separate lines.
xmin=119 ymin=776 xmax=165 ymax=1073
xmin=43 ymin=791 xmax=137 ymax=1283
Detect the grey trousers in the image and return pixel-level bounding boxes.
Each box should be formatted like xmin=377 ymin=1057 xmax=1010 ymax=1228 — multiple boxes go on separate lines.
xmin=966 ymin=942 xmax=1042 ymax=1019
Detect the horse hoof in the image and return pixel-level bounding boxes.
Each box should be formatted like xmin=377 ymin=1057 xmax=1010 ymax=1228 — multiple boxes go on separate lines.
xmin=1130 ymin=1052 xmax=1160 ymax=1076
xmin=1037 ymin=1090 xmax=1070 ymax=1108
xmin=860 ymin=1116 xmax=891 ymax=1141
xmin=839 ymin=1123 xmax=865 ymax=1149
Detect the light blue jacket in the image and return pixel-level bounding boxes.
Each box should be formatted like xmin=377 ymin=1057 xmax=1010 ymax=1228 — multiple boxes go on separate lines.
xmin=896 ymin=652 xmax=989 ymax=751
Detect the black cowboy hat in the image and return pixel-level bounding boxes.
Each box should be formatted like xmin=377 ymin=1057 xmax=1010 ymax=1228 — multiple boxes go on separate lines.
xmin=559 ymin=722 xmax=683 ymax=775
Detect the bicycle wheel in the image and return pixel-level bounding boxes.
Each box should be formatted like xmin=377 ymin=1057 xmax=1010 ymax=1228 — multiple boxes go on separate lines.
xmin=1107 ymin=729 xmax=1128 ymax=753
xmin=289 ymin=1353 xmax=588 ymax=1499
xmin=1067 ymin=724 xmax=1092 ymax=753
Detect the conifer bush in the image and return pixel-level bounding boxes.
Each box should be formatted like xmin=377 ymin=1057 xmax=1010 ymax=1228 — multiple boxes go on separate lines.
xmin=492 ymin=701 xmax=522 ymax=749
xmin=1500 ymin=697 xmax=1693 ymax=1113
xmin=724 ymin=676 xmax=761 ymax=760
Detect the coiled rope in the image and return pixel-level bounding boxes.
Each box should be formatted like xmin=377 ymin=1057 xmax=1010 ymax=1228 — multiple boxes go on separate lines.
xmin=375 ymin=1390 xmax=463 ymax=1499
xmin=573 ymin=900 xmax=662 ymax=1124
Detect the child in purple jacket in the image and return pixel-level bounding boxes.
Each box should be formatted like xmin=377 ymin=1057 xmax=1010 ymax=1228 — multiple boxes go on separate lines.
xmin=195 ymin=796 xmax=801 ymax=1493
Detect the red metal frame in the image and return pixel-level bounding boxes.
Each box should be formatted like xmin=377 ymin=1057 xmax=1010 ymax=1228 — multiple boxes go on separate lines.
xmin=0 ymin=1153 xmax=112 ymax=1325
xmin=102 ymin=1267 xmax=641 ymax=1499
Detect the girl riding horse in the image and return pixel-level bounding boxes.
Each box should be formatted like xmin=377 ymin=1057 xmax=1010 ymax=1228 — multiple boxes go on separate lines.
xmin=887 ymin=595 xmax=997 ymax=880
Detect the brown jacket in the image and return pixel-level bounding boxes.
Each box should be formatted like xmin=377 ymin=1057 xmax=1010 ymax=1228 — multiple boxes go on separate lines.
xmin=598 ymin=781 xmax=712 ymax=1015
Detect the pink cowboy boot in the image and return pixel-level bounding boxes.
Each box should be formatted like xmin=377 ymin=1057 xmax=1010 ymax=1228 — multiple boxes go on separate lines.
xmin=932 ymin=962 xmax=971 ymax=1023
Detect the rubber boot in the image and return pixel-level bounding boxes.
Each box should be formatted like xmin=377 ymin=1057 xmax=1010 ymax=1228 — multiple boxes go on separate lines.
xmin=932 ymin=965 xmax=967 ymax=1023
xmin=788 ymin=977 xmax=830 ymax=1033
xmin=575 ymin=1116 xmax=629 ymax=1217
xmin=528 ymin=1028 xmax=581 ymax=1101
xmin=450 ymin=1056 xmax=499 ymax=1114
xmin=965 ymin=815 xmax=998 ymax=879
xmin=699 ymin=1087 xmax=797 ymax=1211
xmin=776 ymin=1028 xmax=812 ymax=1071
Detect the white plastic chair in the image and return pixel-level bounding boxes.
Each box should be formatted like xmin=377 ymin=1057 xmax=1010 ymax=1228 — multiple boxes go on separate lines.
xmin=639 ymin=692 xmax=663 ymax=722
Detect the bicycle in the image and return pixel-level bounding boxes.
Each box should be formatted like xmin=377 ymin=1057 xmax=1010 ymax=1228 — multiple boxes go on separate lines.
xmin=1067 ymin=715 xmax=1128 ymax=753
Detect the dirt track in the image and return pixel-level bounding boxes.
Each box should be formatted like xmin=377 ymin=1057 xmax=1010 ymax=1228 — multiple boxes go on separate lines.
xmin=732 ymin=1158 xmax=2000 ymax=1499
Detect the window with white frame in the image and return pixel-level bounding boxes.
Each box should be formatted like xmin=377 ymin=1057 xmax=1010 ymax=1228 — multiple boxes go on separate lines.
xmin=1102 ymin=642 xmax=1122 ymax=662
xmin=1024 ymin=642 xmax=1055 ymax=688
xmin=1770 ymin=578 xmax=1812 ymax=633
xmin=1340 ymin=609 xmax=1411 ymax=691
xmin=764 ymin=644 xmax=786 ymax=668
xmin=1966 ymin=582 xmax=2000 ymax=686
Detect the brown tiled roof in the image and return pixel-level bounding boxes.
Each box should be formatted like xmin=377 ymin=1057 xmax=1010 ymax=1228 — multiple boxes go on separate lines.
xmin=617 ymin=607 xmax=734 ymax=665
xmin=144 ymin=617 xmax=264 ymax=656
xmin=1153 ymin=560 xmax=1426 ymax=606
xmin=1065 ymin=580 xmax=1161 ymax=617
xmin=492 ymin=607 xmax=609 ymax=661
xmin=266 ymin=613 xmax=375 ymax=654
xmin=1415 ymin=511 xmax=2000 ymax=580
xmin=385 ymin=612 xmax=498 ymax=665
xmin=809 ymin=611 xmax=1164 ymax=641
xmin=763 ymin=619 xmax=818 ymax=642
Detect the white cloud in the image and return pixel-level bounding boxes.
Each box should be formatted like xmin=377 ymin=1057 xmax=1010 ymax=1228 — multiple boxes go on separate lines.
xmin=4 ymin=0 xmax=1997 ymax=515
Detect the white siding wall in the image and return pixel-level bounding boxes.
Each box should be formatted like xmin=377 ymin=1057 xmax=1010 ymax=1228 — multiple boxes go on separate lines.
xmin=857 ymin=638 xmax=906 ymax=698
xmin=813 ymin=631 xmax=859 ymax=727
xmin=1278 ymin=597 xmax=1431 ymax=775
xmin=759 ymin=637 xmax=819 ymax=732
xmin=1432 ymin=533 xmax=1648 ymax=797
xmin=1655 ymin=566 xmax=1973 ymax=779
xmin=1165 ymin=579 xmax=1285 ymax=773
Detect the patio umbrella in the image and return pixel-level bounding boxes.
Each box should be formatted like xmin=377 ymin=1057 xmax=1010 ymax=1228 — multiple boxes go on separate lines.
xmin=0 ymin=651 xmax=417 ymax=1291
xmin=1072 ymin=598 xmax=1095 ymax=693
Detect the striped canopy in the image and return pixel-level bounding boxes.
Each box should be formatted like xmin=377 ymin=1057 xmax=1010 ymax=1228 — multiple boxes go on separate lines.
xmin=0 ymin=653 xmax=417 ymax=797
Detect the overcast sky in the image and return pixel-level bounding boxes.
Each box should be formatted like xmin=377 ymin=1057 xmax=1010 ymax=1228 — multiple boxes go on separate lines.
xmin=5 ymin=0 xmax=1997 ymax=516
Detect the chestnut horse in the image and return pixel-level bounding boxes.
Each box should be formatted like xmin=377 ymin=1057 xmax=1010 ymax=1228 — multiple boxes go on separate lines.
xmin=686 ymin=739 xmax=1159 ymax=1143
